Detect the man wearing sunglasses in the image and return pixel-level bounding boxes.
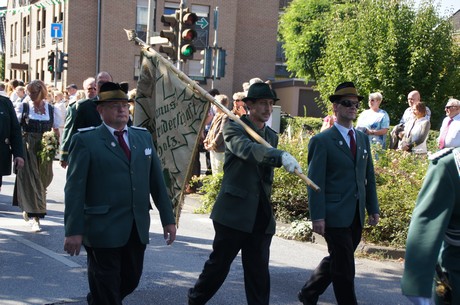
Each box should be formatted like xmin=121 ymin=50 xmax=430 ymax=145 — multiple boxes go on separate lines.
xmin=438 ymin=98 xmax=460 ymax=149
xmin=298 ymin=82 xmax=380 ymax=305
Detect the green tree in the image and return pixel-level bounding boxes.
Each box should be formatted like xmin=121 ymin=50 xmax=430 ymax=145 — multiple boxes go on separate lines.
xmin=279 ymin=0 xmax=460 ymax=128
xmin=278 ymin=0 xmax=335 ymax=81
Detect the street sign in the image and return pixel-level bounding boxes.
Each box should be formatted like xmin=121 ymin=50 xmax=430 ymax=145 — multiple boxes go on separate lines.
xmin=150 ymin=36 xmax=169 ymax=44
xmin=51 ymin=23 xmax=63 ymax=39
xmin=196 ymin=17 xmax=209 ymax=29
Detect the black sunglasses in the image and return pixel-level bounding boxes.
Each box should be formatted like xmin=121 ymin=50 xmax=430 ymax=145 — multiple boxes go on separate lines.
xmin=445 ymin=106 xmax=457 ymax=110
xmin=337 ymin=100 xmax=360 ymax=108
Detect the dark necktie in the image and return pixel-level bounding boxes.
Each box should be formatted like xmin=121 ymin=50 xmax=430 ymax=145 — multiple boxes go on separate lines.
xmin=114 ymin=130 xmax=131 ymax=160
xmin=439 ymin=118 xmax=453 ymax=149
xmin=348 ymin=129 xmax=356 ymax=159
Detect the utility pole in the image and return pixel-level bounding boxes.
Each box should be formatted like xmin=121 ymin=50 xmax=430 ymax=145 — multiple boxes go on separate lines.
xmin=212 ymin=7 xmax=219 ymax=89
xmin=177 ymin=0 xmax=186 ymax=70
xmin=54 ymin=38 xmax=58 ymax=88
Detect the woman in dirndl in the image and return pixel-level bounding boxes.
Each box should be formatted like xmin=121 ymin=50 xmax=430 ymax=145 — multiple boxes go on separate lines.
xmin=13 ymin=80 xmax=61 ymax=232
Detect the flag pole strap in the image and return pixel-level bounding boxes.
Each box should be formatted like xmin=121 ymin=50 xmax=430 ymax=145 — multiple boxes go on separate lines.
xmin=125 ymin=29 xmax=320 ymax=192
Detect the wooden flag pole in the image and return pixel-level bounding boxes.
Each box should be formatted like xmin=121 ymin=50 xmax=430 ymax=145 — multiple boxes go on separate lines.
xmin=125 ymin=29 xmax=320 ymax=192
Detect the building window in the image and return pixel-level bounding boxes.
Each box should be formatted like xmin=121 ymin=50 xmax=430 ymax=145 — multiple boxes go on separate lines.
xmin=137 ymin=0 xmax=148 ymax=42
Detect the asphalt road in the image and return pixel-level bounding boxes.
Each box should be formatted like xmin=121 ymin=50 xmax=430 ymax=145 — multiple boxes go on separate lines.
xmin=0 ymin=161 xmax=412 ymax=305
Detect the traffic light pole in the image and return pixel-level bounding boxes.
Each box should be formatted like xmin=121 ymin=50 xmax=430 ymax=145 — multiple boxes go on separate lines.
xmin=177 ymin=0 xmax=186 ymax=70
xmin=54 ymin=38 xmax=58 ymax=88
xmin=211 ymin=7 xmax=219 ymax=89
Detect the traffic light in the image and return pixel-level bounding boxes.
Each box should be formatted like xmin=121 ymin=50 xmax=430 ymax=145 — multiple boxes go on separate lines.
xmin=47 ymin=51 xmax=55 ymax=73
xmin=216 ymin=48 xmax=226 ymax=79
xmin=56 ymin=51 xmax=68 ymax=73
xmin=200 ymin=47 xmax=213 ymax=78
xmin=159 ymin=11 xmax=179 ymax=60
xmin=179 ymin=8 xmax=198 ymax=61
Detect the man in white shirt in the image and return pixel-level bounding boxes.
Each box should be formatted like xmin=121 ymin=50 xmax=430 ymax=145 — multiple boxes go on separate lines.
xmin=400 ymin=90 xmax=431 ymax=124
xmin=438 ymin=98 xmax=460 ymax=149
xmin=389 ymin=90 xmax=431 ymax=149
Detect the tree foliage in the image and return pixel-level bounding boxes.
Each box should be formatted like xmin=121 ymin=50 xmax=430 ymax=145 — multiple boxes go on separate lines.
xmin=279 ymin=0 xmax=460 ymax=128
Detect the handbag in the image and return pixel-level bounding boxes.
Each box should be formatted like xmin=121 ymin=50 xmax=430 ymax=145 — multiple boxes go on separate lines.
xmin=435 ymin=263 xmax=451 ymax=305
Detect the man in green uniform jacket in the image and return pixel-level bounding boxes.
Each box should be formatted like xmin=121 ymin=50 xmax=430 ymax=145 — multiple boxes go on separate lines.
xmin=402 ymin=147 xmax=460 ymax=305
xmin=188 ymin=82 xmax=302 ymax=305
xmin=298 ymin=82 xmax=380 ymax=305
xmin=63 ymin=82 xmax=176 ymax=305
xmin=0 ymin=95 xmax=24 ymax=191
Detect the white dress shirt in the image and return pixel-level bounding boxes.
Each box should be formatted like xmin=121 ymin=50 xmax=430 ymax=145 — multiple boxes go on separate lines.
xmin=438 ymin=113 xmax=460 ymax=148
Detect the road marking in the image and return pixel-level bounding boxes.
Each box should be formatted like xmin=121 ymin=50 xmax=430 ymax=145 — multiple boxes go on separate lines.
xmin=0 ymin=229 xmax=81 ymax=268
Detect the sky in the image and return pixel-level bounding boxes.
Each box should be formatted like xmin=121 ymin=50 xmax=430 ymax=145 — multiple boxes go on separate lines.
xmin=414 ymin=0 xmax=460 ymax=16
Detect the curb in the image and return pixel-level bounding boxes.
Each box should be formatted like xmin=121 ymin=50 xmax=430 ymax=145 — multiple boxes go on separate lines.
xmin=185 ymin=194 xmax=406 ymax=261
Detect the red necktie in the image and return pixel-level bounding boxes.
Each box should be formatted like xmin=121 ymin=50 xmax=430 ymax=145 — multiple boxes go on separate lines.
xmin=114 ymin=130 xmax=131 ymax=160
xmin=439 ymin=118 xmax=453 ymax=149
xmin=348 ymin=129 xmax=356 ymax=159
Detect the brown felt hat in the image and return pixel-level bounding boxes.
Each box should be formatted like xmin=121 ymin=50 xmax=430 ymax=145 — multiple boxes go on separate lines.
xmin=329 ymin=82 xmax=364 ymax=102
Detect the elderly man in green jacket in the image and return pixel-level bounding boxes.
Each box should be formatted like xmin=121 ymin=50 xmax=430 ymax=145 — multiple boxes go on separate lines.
xmin=64 ymin=82 xmax=176 ymax=305
xmin=188 ymin=82 xmax=302 ymax=305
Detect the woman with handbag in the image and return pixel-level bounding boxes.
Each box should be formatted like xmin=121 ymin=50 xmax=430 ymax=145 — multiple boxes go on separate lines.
xmin=203 ymin=95 xmax=229 ymax=176
xmin=398 ymin=102 xmax=430 ymax=154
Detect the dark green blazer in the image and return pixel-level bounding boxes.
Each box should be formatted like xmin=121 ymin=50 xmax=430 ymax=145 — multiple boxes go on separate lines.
xmin=307 ymin=125 xmax=379 ymax=228
xmin=210 ymin=116 xmax=284 ymax=234
xmin=59 ymin=99 xmax=77 ymax=162
xmin=64 ymin=124 xmax=175 ymax=248
xmin=402 ymin=148 xmax=460 ymax=300
xmin=74 ymin=98 xmax=102 ymax=131
xmin=0 ymin=96 xmax=23 ymax=176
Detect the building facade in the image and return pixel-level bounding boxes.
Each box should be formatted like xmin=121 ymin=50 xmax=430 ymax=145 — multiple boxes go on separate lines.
xmin=4 ymin=0 xmax=280 ymax=98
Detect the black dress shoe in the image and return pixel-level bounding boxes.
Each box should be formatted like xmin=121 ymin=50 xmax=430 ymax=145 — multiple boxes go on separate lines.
xmin=297 ymin=291 xmax=317 ymax=305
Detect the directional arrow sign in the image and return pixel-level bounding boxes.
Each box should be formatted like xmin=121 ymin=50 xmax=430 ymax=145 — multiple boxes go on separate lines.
xmin=196 ymin=18 xmax=209 ymax=30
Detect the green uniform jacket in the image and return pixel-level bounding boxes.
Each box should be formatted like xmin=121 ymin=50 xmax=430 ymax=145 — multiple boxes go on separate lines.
xmin=307 ymin=126 xmax=379 ymax=227
xmin=60 ymin=98 xmax=101 ymax=162
xmin=0 ymin=96 xmax=24 ymax=176
xmin=210 ymin=116 xmax=284 ymax=234
xmin=401 ymin=148 xmax=460 ymax=301
xmin=59 ymin=99 xmax=76 ymax=162
xmin=64 ymin=124 xmax=175 ymax=248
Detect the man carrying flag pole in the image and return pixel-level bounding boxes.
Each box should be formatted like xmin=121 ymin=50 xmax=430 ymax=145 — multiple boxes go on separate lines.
xmin=127 ymin=29 xmax=320 ymax=225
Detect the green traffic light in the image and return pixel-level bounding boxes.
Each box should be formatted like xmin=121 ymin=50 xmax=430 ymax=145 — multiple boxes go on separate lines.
xmin=181 ymin=44 xmax=195 ymax=57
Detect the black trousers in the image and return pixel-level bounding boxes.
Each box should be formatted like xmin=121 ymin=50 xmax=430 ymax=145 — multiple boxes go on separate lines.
xmin=189 ymin=221 xmax=273 ymax=305
xmin=84 ymin=223 xmax=146 ymax=305
xmin=300 ymin=207 xmax=362 ymax=305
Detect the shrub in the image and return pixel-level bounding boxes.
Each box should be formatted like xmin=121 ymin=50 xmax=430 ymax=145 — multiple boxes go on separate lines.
xmin=362 ymin=146 xmax=429 ymax=247
xmin=193 ymin=118 xmax=436 ymax=248
xmin=190 ymin=172 xmax=223 ymax=214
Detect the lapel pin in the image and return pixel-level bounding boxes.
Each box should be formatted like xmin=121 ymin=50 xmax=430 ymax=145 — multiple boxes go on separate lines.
xmin=339 ymin=141 xmax=343 ymax=145
xmin=111 ymin=142 xmax=116 ymax=147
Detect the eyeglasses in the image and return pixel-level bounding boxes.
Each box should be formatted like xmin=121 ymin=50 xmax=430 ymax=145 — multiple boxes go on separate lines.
xmin=338 ymin=100 xmax=360 ymax=108
xmin=104 ymin=103 xmax=130 ymax=110
xmin=445 ymin=106 xmax=457 ymax=110
xmin=86 ymin=87 xmax=96 ymax=91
